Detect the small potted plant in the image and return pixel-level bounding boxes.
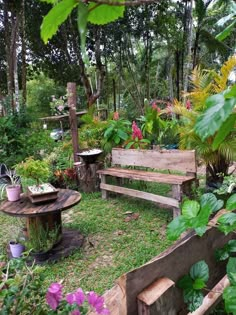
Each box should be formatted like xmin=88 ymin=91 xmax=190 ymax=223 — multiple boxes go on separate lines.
xmin=0 ymin=166 xmax=21 ymax=202
xmin=15 ymin=157 xmax=58 ymax=203
xmin=9 ymin=233 xmax=25 ymax=258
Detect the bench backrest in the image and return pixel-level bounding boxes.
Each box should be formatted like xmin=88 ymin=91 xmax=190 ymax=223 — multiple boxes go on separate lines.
xmin=112 ymin=148 xmax=197 ymax=174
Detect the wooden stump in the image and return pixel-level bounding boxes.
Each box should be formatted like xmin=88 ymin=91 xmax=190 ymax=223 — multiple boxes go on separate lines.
xmin=77 ymin=162 xmax=102 ymax=193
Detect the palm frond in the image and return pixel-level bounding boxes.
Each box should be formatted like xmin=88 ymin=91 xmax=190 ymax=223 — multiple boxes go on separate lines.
xmin=213 ymin=55 xmax=236 ymax=92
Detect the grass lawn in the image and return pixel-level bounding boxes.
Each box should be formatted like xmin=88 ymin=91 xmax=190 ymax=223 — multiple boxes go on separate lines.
xmin=0 ymin=185 xmax=173 ymax=295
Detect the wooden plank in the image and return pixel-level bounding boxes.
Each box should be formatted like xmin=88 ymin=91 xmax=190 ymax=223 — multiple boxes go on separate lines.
xmin=100 ymin=183 xmax=179 ymax=208
xmin=101 ymin=175 xmax=108 ymax=199
xmin=97 ymin=168 xmax=195 ymax=185
xmin=117 ymin=224 xmax=236 ymax=315
xmin=187 ymin=275 xmax=229 ymax=315
xmin=111 ymin=148 xmax=197 ymax=173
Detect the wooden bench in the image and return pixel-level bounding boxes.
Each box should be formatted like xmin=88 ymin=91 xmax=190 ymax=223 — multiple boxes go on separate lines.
xmin=97 ymin=148 xmax=197 ymax=217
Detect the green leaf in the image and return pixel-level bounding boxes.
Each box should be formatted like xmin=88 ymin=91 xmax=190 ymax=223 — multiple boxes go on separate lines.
xmin=217 ymin=212 xmax=236 ymax=234
xmin=114 ymin=135 xmax=120 ymax=144
xmin=216 ymin=20 xmax=236 ymax=41
xmin=88 ymin=1 xmax=125 ymax=25
xmin=40 ymin=0 xmax=57 ymax=3
xmin=195 ymin=92 xmax=236 ymax=141
xmin=182 ymin=200 xmax=200 ymax=219
xmin=77 ymin=2 xmax=88 ymax=58
xmin=190 ymin=260 xmax=209 ymax=282
xmin=166 ymin=216 xmax=187 ymax=241
xmin=177 ymin=275 xmax=193 ymax=289
xmin=227 ymin=258 xmax=236 ymax=286
xmin=226 ymin=194 xmax=236 ymax=211
xmin=223 ymin=286 xmax=236 ymax=314
xmin=215 ymin=247 xmax=230 ymax=261
xmin=200 ymin=193 xmax=223 ymax=213
xmin=212 ymin=113 xmax=236 ymax=150
xmin=41 ymin=0 xmax=78 ymax=44
xmin=184 ymin=289 xmax=204 ymax=312
xmin=117 ymin=129 xmax=128 ymax=140
xmin=193 ymin=278 xmax=206 ymax=290
xmin=125 ymin=142 xmax=134 ymax=149
xmin=195 ymin=226 xmax=207 ymax=236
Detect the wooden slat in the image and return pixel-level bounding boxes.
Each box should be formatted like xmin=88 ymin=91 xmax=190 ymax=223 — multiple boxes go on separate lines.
xmin=100 ymin=183 xmax=179 ymax=207
xmin=97 ymin=168 xmax=195 ymax=185
xmin=187 ymin=275 xmax=229 ymax=315
xmin=137 ymin=277 xmax=175 ymax=305
xmin=111 ymin=148 xmax=196 ymax=173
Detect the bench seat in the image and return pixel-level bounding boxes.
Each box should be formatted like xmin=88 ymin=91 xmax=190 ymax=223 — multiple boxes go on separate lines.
xmin=97 ymin=168 xmax=195 ymax=185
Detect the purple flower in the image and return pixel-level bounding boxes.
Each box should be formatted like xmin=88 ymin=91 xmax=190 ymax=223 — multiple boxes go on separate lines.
xmin=87 ymin=291 xmax=110 ymax=315
xmin=66 ymin=288 xmax=85 ymax=306
xmin=71 ymin=310 xmax=80 ymax=315
xmin=46 ymin=282 xmax=63 ymax=310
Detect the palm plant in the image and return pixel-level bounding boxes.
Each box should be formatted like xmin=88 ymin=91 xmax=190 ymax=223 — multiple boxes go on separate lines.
xmin=174 ymin=56 xmax=236 ymax=188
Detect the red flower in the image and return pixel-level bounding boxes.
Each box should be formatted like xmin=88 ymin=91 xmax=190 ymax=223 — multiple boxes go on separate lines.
xmin=132 ymin=121 xmax=143 ymax=140
xmin=186 ymin=100 xmax=191 ymax=110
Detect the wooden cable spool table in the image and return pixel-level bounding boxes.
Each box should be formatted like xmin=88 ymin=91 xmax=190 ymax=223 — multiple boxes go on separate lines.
xmin=0 ymin=189 xmax=83 ymax=262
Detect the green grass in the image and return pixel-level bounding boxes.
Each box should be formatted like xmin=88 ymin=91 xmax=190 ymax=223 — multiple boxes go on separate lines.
xmin=0 ymin=189 xmax=173 ymax=295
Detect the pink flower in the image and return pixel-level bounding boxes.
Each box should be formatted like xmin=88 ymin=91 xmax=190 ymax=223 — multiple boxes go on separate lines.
xmin=152 ymin=103 xmax=158 ymax=110
xmin=132 ymin=121 xmax=143 ymax=140
xmin=166 ymin=102 xmax=173 ymax=115
xmin=87 ymin=291 xmax=110 ymax=315
xmin=66 ymin=288 xmax=85 ymax=306
xmin=186 ymin=100 xmax=191 ymax=110
xmin=46 ymin=282 xmax=63 ymax=310
xmin=113 ymin=112 xmax=119 ymax=120
xmin=71 ymin=310 xmax=80 ymax=315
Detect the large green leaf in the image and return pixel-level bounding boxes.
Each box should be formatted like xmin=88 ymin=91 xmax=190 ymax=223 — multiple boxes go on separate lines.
xmin=195 ymin=90 xmax=236 ymax=141
xmin=40 ymin=0 xmax=57 ymax=3
xmin=223 ymin=286 xmax=236 ymax=315
xmin=216 ymin=20 xmax=236 ymax=41
xmin=200 ymin=193 xmax=223 ymax=213
xmin=226 ymin=193 xmax=236 ymax=211
xmin=215 ymin=240 xmax=236 ymax=261
xmin=193 ymin=278 xmax=206 ymax=290
xmin=217 ymin=212 xmax=236 ymax=234
xmin=227 ymin=257 xmax=236 ymax=285
xmin=41 ymin=0 xmax=78 ymax=43
xmin=212 ymin=113 xmax=236 ymax=150
xmin=166 ymin=216 xmax=187 ymax=241
xmin=88 ymin=1 xmax=125 ymax=25
xmin=182 ymin=200 xmax=200 ymax=219
xmin=190 ymin=260 xmax=209 ymax=282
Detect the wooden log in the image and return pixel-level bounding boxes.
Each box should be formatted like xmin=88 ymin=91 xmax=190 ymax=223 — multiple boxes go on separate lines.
xmin=67 ymin=82 xmax=79 ymax=163
xmin=78 ymin=163 xmax=101 ymax=193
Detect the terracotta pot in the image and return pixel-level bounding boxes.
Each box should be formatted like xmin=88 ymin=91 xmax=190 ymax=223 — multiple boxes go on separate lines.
xmin=9 ymin=241 xmax=24 ymax=258
xmin=6 ymin=185 xmax=21 ymax=202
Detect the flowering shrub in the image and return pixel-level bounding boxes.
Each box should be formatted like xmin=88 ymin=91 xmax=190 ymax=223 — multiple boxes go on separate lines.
xmin=125 ymin=121 xmax=150 ymax=149
xmin=46 ymin=282 xmax=109 ymax=315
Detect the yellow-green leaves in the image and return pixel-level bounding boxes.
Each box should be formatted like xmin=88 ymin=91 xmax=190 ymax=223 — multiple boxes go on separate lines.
xmin=41 ymin=0 xmax=78 ymax=44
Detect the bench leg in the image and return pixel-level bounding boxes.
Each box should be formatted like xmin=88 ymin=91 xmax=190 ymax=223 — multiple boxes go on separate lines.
xmin=172 ymin=184 xmax=182 ymax=218
xmin=101 ymin=174 xmax=108 ymax=199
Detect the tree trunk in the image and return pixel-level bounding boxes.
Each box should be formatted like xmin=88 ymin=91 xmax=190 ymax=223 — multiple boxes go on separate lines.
xmin=21 ymin=0 xmax=27 ymax=105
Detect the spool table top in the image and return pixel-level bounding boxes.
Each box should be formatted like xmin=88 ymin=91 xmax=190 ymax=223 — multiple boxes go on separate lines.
xmin=0 ymin=189 xmax=81 ymax=218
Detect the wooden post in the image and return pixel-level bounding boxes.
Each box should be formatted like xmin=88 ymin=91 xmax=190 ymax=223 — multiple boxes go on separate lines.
xmin=67 ymin=82 xmax=79 ymax=163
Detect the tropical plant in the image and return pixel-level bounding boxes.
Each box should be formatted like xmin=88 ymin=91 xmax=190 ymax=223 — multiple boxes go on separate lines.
xmin=174 ymin=56 xmax=236 ymax=188
xmin=125 ymin=121 xmax=150 ymax=149
xmin=102 ymin=115 xmax=131 ymax=153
